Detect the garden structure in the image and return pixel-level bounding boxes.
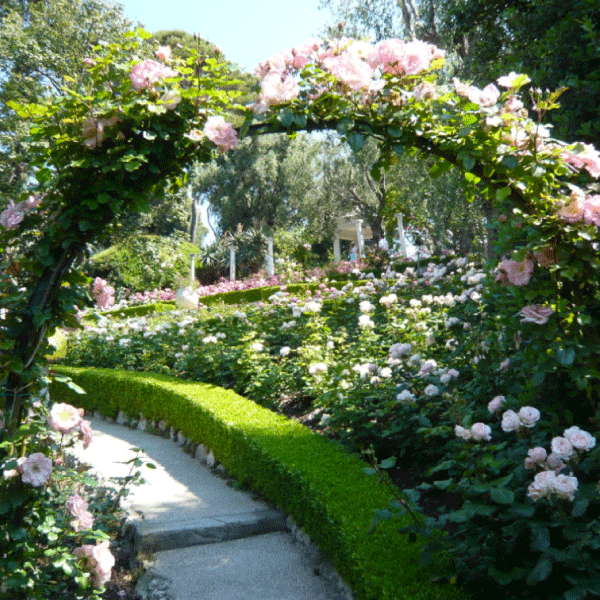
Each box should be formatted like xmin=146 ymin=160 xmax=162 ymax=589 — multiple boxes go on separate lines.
xmin=2 ymin=30 xmax=600 ymax=600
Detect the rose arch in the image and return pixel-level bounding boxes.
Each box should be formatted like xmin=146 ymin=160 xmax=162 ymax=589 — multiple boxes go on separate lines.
xmin=1 ymin=29 xmax=600 ymax=595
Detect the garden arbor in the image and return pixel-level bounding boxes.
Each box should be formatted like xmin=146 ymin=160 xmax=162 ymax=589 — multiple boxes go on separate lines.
xmin=2 ymin=29 xmax=600 ymax=600
xmin=2 ymin=31 xmax=600 ymax=438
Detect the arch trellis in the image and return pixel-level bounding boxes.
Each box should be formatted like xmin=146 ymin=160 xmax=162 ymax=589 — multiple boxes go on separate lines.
xmin=1 ymin=32 xmax=599 ymax=445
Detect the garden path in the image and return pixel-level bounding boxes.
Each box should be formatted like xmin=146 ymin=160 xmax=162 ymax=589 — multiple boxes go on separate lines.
xmin=76 ymin=417 xmax=350 ymax=600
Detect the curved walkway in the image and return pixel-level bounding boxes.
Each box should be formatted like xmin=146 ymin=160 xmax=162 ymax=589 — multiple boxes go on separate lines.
xmin=76 ymin=417 xmax=350 ymax=600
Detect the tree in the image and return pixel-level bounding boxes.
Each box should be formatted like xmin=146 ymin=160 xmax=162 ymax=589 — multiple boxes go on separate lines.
xmin=0 ymin=0 xmax=132 ymax=199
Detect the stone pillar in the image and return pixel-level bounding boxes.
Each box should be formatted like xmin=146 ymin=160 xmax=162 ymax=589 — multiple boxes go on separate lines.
xmin=190 ymin=253 xmax=196 ymax=282
xmin=395 ymin=213 xmax=407 ymax=257
xmin=229 ymin=245 xmax=236 ymax=281
xmin=355 ymin=219 xmax=364 ymax=260
xmin=333 ymin=233 xmax=341 ymax=262
xmin=266 ymin=237 xmax=274 ymax=276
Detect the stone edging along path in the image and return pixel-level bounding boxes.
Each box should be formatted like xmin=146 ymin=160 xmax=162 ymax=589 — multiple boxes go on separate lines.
xmin=51 ymin=365 xmax=468 ymax=600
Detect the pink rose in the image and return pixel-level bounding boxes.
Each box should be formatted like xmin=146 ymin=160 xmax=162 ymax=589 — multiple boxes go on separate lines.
xmin=562 ymin=142 xmax=600 ymax=179
xmin=130 ymin=59 xmax=175 ymax=91
xmin=73 ymin=541 xmax=115 ymax=588
xmin=455 ymin=425 xmax=472 ymax=441
xmin=488 ymin=395 xmax=506 ymax=413
xmin=551 ymin=436 xmax=575 ymax=460
xmin=582 ymin=195 xmax=600 ymax=226
xmin=552 ymin=473 xmax=578 ymax=501
xmin=79 ymin=419 xmax=93 ymax=449
xmin=66 ymin=493 xmax=94 ymax=531
xmin=519 ymin=304 xmax=554 ymax=325
xmin=518 ymin=406 xmax=541 ymax=428
xmin=470 ymin=422 xmax=492 ymax=442
xmin=48 ymin=403 xmax=82 ymax=434
xmin=501 ymin=409 xmax=520 ymax=432
xmin=0 ymin=200 xmax=25 ymax=229
xmin=527 ymin=470 xmax=557 ymax=501
xmin=563 ymin=426 xmax=596 ymax=451
xmin=498 ymin=258 xmax=534 ymax=286
xmin=155 ymin=45 xmax=171 ymax=61
xmin=203 ymin=116 xmax=238 ymax=152
xmin=20 ymin=453 xmax=53 ymax=487
xmin=545 ymin=452 xmax=566 ymax=472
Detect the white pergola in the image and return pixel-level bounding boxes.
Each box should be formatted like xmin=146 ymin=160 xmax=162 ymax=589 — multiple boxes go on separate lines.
xmin=332 ymin=212 xmax=408 ymax=261
xmin=333 ymin=215 xmax=373 ymax=261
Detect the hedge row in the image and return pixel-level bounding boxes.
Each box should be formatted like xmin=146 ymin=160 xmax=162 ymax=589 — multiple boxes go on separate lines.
xmin=50 ymin=366 xmax=468 ymax=600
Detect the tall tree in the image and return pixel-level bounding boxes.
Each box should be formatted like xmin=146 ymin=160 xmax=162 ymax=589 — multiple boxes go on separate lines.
xmin=0 ymin=0 xmax=132 ymax=198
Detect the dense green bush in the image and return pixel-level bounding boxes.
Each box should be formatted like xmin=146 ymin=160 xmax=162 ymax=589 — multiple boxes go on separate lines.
xmin=87 ymin=235 xmax=199 ymax=292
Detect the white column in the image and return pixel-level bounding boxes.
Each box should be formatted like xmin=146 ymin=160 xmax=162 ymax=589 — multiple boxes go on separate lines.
xmin=229 ymin=245 xmax=236 ymax=281
xmin=266 ymin=237 xmax=274 ymax=276
xmin=395 ymin=213 xmax=407 ymax=257
xmin=355 ymin=219 xmax=364 ymax=260
xmin=333 ymin=233 xmax=341 ymax=262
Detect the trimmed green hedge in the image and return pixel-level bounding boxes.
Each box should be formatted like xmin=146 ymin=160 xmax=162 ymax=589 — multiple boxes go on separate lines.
xmin=51 ymin=366 xmax=468 ymax=600
xmin=81 ymin=302 xmax=176 ymax=323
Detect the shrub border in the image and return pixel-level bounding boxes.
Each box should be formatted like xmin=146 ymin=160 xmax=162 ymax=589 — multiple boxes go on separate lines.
xmin=51 ymin=366 xmax=467 ymax=600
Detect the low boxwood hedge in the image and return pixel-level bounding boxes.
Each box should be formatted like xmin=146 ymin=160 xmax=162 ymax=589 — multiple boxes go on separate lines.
xmin=50 ymin=366 xmax=468 ymax=600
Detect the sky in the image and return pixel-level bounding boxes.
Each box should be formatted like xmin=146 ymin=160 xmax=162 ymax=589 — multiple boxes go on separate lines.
xmin=116 ymin=0 xmax=334 ymax=74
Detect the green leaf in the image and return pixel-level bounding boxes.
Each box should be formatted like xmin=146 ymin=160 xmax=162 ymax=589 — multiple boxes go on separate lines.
xmin=362 ymin=467 xmax=377 ymax=476
xmin=387 ymin=125 xmax=403 ymax=138
xmin=557 ymin=347 xmax=576 ymax=366
xmin=526 ymin=557 xmax=552 ymax=585
xmin=347 ymin=132 xmax=365 ymax=153
xmin=277 ymin=109 xmax=295 ymax=127
xmin=434 ymin=479 xmax=453 ymax=490
xmin=572 ymin=499 xmax=589 ymax=517
xmin=336 ymin=118 xmax=354 ymax=134
xmin=462 ymin=155 xmax=476 ymax=171
xmin=501 ymin=156 xmax=519 ymax=170
xmin=490 ymin=487 xmax=514 ymax=504
xmin=496 ymin=187 xmax=512 ymax=201
xmin=530 ymin=525 xmax=550 ymax=551
xmin=379 ymin=456 xmax=397 ymax=469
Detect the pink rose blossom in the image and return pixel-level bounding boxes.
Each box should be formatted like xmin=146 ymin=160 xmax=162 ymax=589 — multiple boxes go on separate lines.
xmin=203 ymin=116 xmax=238 ymax=152
xmin=527 ymin=470 xmax=557 ymax=501
xmin=470 ymin=422 xmax=492 ymax=442
xmin=488 ymin=395 xmax=506 ymax=413
xmin=130 ymin=59 xmax=175 ymax=91
xmin=525 ymin=447 xmax=547 ymax=470
xmin=582 ymin=195 xmax=600 ymax=226
xmin=66 ymin=493 xmax=95 ymax=531
xmin=368 ymin=39 xmax=444 ymax=76
xmin=519 ymin=304 xmax=554 ymax=325
xmin=501 ymin=409 xmax=521 ymax=432
xmin=562 ymin=143 xmax=600 ymax=179
xmin=155 ymin=45 xmax=171 ymax=61
xmin=557 ymin=196 xmax=585 ymax=223
xmin=73 ymin=541 xmax=115 ymax=588
xmin=79 ymin=419 xmax=93 ymax=449
xmin=253 ymin=72 xmax=300 ymax=112
xmin=48 ymin=403 xmax=82 ymax=434
xmin=1 ymin=200 xmax=25 ymax=229
xmin=498 ymin=257 xmax=534 ymax=286
xmin=551 ymin=436 xmax=575 ymax=460
xmin=503 ymin=95 xmax=524 ymax=113
xmin=455 ymin=425 xmax=472 ymax=441
xmin=518 ymin=406 xmax=541 ymax=428
xmin=563 ymin=426 xmax=596 ymax=451
xmin=322 ymin=52 xmax=374 ymax=91
xmin=553 ymin=473 xmax=578 ymax=501
xmin=20 ymin=452 xmax=52 ymax=487
xmin=545 ymin=452 xmax=566 ymax=472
